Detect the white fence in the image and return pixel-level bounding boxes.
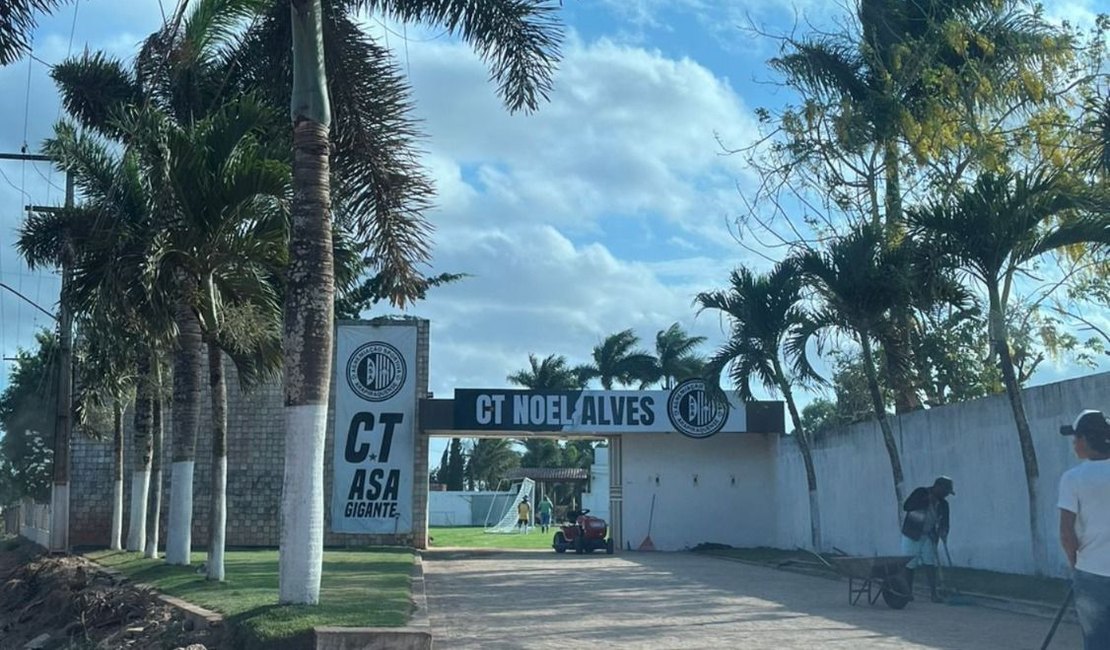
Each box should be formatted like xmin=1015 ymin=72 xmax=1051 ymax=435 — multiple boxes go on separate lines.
xmin=17 ymin=499 xmax=51 ymax=548
xmin=772 ymin=372 xmax=1110 ymax=576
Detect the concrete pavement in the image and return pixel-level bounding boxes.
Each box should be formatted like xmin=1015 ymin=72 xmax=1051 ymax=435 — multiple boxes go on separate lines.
xmin=423 ymin=549 xmax=1081 ymax=649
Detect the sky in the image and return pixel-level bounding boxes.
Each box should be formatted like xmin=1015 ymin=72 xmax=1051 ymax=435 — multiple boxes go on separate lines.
xmin=1 ymin=0 xmax=1108 ymax=467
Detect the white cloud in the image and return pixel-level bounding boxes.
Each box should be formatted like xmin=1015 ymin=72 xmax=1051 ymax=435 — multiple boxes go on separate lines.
xmin=365 ymin=35 xmax=773 ymax=396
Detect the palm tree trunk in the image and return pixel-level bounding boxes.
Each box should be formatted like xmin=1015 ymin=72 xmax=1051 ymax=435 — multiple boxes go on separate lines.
xmin=167 ymin=299 xmax=203 ymax=565
xmin=207 ymin=339 xmax=227 ymax=581
xmin=127 ymin=354 xmax=153 ymax=551
xmin=282 ymin=0 xmax=334 ymax=605
xmin=989 ymin=287 xmax=1044 ymax=572
xmin=110 ymin=400 xmax=124 ymax=551
xmin=860 ymin=333 xmax=905 ymax=507
xmin=774 ymin=361 xmax=822 ymax=552
xmin=145 ymin=374 xmax=164 ymax=559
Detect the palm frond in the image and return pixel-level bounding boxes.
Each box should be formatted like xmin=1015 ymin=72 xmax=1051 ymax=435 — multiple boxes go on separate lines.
xmin=365 ymin=0 xmax=563 ymax=113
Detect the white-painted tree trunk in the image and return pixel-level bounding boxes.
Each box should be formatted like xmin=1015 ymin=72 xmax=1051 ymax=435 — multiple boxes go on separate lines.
xmin=166 ymin=460 xmax=194 ymax=565
xmin=127 ymin=470 xmax=150 ymax=551
xmin=110 ymin=478 xmax=124 ymax=550
xmin=279 ymin=404 xmax=327 ymax=603
xmin=49 ymin=484 xmax=68 ymax=552
xmin=144 ymin=466 xmax=161 ymax=559
xmin=208 ymin=455 xmax=226 ymax=581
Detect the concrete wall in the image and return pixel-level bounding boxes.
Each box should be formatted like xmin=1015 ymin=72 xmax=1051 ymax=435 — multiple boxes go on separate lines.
xmin=581 ymin=446 xmax=610 ymax=522
xmin=68 ymin=319 xmax=429 ymax=550
xmin=428 ymin=491 xmax=513 ymax=526
xmin=772 ymin=372 xmax=1110 ymax=577
xmin=620 ymin=432 xmax=778 ymax=550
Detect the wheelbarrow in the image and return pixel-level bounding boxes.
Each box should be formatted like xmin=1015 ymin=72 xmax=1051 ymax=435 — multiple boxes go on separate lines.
xmin=808 ymin=551 xmax=914 ymax=609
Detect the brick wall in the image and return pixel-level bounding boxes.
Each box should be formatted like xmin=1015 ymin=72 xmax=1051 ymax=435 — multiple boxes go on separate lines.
xmin=69 ymin=318 xmax=430 ymax=550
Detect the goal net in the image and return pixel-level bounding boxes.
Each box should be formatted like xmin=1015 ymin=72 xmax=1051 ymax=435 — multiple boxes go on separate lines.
xmin=484 ymin=478 xmax=536 ymax=533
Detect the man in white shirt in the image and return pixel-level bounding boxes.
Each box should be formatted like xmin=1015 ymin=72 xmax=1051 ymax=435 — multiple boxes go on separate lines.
xmin=1059 ymin=409 xmax=1110 ymax=650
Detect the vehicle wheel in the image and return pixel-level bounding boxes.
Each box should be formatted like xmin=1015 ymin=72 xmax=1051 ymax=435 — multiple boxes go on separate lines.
xmin=606 ymin=538 xmax=615 ymax=555
xmin=553 ymin=532 xmax=567 ymax=554
xmin=574 ymin=535 xmax=584 ymax=555
xmin=882 ymin=575 xmax=911 ymax=610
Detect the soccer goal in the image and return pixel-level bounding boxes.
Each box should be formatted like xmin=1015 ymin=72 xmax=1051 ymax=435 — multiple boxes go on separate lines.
xmin=484 ymin=478 xmax=535 ymax=533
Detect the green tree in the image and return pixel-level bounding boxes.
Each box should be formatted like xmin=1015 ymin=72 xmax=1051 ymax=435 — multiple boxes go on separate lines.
xmin=907 ymin=169 xmax=1110 ymax=571
xmin=640 ymin=323 xmax=706 ymax=389
xmin=507 ymin=354 xmax=587 ymax=390
xmin=696 ymin=262 xmax=824 ymax=550
xmin=278 ymin=0 xmax=563 ymax=604
xmin=791 ymin=225 xmax=916 ymax=508
xmin=465 ymin=439 xmax=520 ymax=491
xmin=580 ymin=330 xmax=656 ymax=390
xmin=445 ymin=438 xmax=465 ymax=491
xmin=0 ymin=331 xmax=59 ymax=504
xmin=0 ymin=0 xmax=65 ymax=65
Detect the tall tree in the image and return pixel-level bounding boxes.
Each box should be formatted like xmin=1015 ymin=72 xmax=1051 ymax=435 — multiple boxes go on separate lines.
xmin=758 ymin=0 xmax=1071 ymax=412
xmin=696 ymin=262 xmax=823 ymax=550
xmin=278 ymin=0 xmax=563 ymax=604
xmin=0 ymin=0 xmax=65 ymax=65
xmin=580 ymin=330 xmax=656 ymax=390
xmin=465 ymin=439 xmax=520 ymax=491
xmin=908 ymin=169 xmax=1110 ymax=571
xmin=0 ymin=332 xmax=59 ymax=504
xmin=641 ymin=323 xmax=706 ymax=389
xmin=790 ymin=225 xmax=917 ymax=508
xmin=445 ymin=438 xmax=465 ymax=491
xmin=507 ymin=354 xmax=587 ymax=390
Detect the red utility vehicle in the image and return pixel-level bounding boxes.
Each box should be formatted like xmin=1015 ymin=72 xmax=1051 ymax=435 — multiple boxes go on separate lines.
xmin=552 ymin=508 xmax=615 ymax=555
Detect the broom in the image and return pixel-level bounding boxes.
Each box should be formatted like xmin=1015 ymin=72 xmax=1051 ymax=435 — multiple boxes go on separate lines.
xmin=638 ymin=494 xmax=656 ymax=551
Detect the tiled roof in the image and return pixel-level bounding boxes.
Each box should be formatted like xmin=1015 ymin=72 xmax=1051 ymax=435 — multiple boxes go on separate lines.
xmin=505 ymin=467 xmax=589 ymax=481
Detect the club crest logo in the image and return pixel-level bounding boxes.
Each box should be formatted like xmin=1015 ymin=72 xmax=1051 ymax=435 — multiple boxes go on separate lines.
xmin=347 ymin=341 xmax=407 ymax=402
xmin=666 ymin=379 xmax=729 ymax=439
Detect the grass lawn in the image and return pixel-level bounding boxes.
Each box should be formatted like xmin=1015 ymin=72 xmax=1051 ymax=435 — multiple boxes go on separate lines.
xmin=697 ymin=547 xmax=1071 ymax=606
xmin=87 ymin=547 xmax=413 ymax=648
xmin=429 ymin=525 xmax=556 ymax=550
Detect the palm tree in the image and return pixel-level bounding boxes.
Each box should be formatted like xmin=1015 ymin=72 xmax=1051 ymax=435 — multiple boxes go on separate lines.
xmin=580 ymin=330 xmax=656 ymax=390
xmin=642 ymin=323 xmax=705 ymax=389
xmin=790 ymin=225 xmax=916 ymax=508
xmin=73 ymin=311 xmax=138 ymax=551
xmin=771 ymin=0 xmax=1067 ymax=412
xmin=507 ymin=354 xmax=587 ymax=390
xmin=144 ymin=96 xmax=288 ymax=579
xmin=696 ymin=263 xmax=823 ymax=550
xmin=465 ymin=439 xmax=520 ymax=491
xmin=278 ymin=0 xmax=562 ymax=604
xmin=0 ymin=0 xmax=66 ymax=65
xmin=907 ymin=169 xmax=1110 ymax=570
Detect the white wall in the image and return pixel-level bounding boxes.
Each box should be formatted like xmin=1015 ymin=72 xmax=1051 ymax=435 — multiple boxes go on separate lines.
xmin=773 ymin=372 xmax=1110 ymax=576
xmin=620 ymin=433 xmax=778 ymax=550
xmin=428 ymin=491 xmax=510 ymax=526
xmin=581 ymin=447 xmax=610 ymax=522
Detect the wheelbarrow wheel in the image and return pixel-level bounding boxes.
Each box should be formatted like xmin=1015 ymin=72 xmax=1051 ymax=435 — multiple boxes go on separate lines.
xmin=881 ymin=575 xmax=911 ymax=610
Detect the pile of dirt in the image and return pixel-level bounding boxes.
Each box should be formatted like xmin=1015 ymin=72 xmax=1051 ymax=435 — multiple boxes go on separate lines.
xmin=0 ymin=538 xmax=219 ymax=649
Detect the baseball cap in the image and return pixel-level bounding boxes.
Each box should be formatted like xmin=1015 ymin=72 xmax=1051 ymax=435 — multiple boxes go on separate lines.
xmin=933 ymin=476 xmax=955 ymax=496
xmin=1060 ymin=410 xmax=1110 ymax=451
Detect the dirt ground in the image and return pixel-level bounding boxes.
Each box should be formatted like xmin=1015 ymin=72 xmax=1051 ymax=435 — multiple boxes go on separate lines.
xmin=424 ymin=549 xmax=1082 ymax=649
xmin=0 ymin=538 xmax=218 ymax=650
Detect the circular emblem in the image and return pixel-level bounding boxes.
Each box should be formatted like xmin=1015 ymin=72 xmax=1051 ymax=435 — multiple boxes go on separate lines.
xmin=346 ymin=341 xmax=407 ymax=402
xmin=666 ymin=379 xmax=729 ymax=439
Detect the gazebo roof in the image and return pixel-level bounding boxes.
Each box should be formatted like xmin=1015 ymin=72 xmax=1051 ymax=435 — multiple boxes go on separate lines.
xmin=505 ymin=467 xmax=589 ymax=481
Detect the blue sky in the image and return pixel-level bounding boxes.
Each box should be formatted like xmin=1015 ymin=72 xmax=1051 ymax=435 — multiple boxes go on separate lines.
xmin=1 ymin=0 xmax=1107 ymax=467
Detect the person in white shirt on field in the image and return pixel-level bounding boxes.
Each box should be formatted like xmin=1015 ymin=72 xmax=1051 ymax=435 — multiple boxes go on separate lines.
xmin=1058 ymin=409 xmax=1110 ymax=650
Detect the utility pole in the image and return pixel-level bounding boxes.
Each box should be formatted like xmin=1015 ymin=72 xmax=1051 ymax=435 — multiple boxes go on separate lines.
xmin=2 ymin=151 xmax=72 ymax=553
xmin=50 ymin=170 xmax=74 ymax=553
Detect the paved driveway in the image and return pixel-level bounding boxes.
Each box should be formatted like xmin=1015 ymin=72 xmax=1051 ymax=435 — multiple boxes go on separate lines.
xmin=423 ymin=549 xmax=1080 ymax=649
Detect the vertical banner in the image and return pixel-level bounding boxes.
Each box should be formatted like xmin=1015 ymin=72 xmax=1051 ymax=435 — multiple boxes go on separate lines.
xmin=331 ymin=324 xmax=416 ymax=534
